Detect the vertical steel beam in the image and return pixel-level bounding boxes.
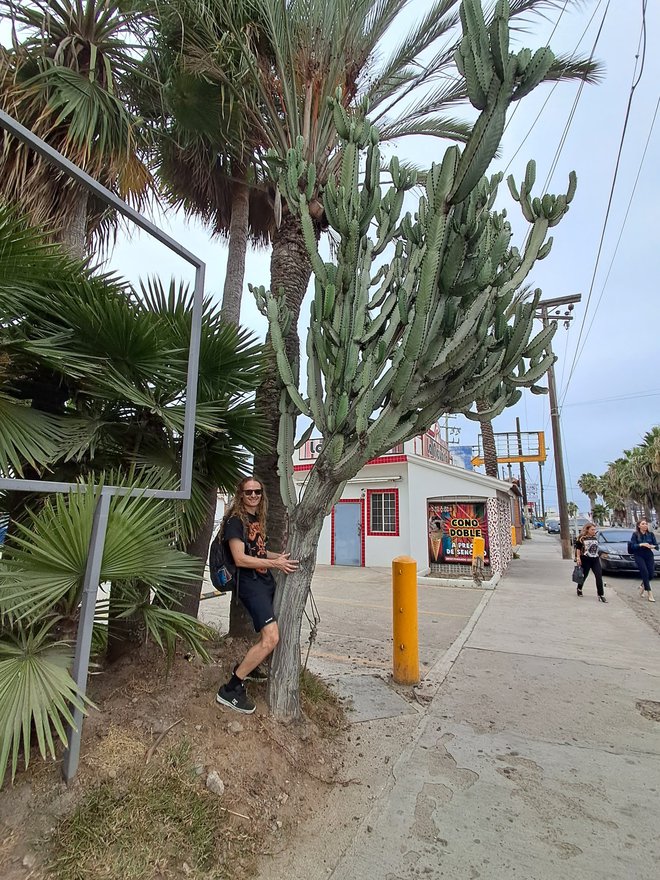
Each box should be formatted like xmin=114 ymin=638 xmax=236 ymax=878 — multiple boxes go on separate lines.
xmin=62 ymin=490 xmax=112 ymax=784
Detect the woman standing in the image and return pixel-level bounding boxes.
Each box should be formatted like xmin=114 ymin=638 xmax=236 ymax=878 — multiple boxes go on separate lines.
xmin=574 ymin=523 xmax=607 ymax=602
xmin=215 ymin=476 xmax=299 ymax=714
xmin=629 ymin=519 xmax=658 ymax=602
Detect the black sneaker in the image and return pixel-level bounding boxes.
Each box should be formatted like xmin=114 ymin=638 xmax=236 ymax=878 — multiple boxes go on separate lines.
xmin=234 ymin=663 xmax=268 ymax=683
xmin=216 ymin=683 xmax=255 ymax=714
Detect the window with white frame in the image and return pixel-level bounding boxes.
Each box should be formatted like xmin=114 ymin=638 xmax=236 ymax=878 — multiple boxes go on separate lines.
xmin=368 ymin=489 xmax=399 ymax=535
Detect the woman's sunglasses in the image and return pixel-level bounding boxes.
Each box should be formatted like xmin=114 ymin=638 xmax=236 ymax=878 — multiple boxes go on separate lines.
xmin=243 ymin=489 xmax=263 ymax=496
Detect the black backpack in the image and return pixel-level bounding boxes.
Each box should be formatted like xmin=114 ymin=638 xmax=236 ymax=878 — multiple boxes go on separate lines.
xmin=208 ymin=518 xmax=243 ymax=592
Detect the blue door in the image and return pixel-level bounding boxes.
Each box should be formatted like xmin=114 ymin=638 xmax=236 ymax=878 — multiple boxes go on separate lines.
xmin=333 ymin=501 xmax=362 ymax=566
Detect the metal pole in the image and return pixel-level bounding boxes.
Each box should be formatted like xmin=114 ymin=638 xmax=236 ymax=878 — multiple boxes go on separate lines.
xmin=62 ymin=491 xmax=112 ymax=783
xmin=543 ymin=308 xmax=572 ymax=559
xmin=516 ymin=417 xmax=530 ymax=538
xmin=515 ymin=417 xmax=528 ymax=505
xmin=539 ymin=462 xmax=546 ymax=520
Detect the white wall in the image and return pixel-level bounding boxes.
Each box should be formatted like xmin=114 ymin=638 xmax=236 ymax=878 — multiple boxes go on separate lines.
xmin=297 ymin=461 xmax=408 ymax=566
xmin=298 ymin=456 xmax=510 ymax=571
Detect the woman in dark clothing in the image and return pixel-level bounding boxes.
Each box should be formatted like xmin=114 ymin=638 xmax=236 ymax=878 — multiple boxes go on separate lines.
xmin=574 ymin=523 xmax=607 ymax=602
xmin=215 ymin=476 xmax=299 ymax=714
xmin=630 ymin=519 xmax=658 ymax=602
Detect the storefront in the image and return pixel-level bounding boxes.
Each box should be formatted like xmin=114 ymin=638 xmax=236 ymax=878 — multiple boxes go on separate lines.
xmin=293 ymin=427 xmax=516 ymax=577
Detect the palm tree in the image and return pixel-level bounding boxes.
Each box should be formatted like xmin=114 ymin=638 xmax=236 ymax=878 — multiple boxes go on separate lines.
xmin=601 ymin=459 xmax=629 ymax=526
xmin=142 ymin=0 xmax=275 ymax=324
xmin=643 ymin=426 xmax=660 ymax=473
xmin=185 ymin=0 xmax=600 ymax=543
xmin=577 ymin=472 xmax=600 ymax=516
xmin=0 ymin=0 xmax=154 ymax=257
xmin=591 ymin=502 xmax=608 ymax=525
xmin=0 ymin=208 xmax=224 ymax=784
xmin=0 ymin=201 xmax=267 ymax=629
xmin=0 ymin=478 xmax=208 ymax=784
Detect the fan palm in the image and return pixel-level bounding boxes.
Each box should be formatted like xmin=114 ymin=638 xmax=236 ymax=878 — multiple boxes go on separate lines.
xmin=180 ymin=0 xmax=601 ymax=542
xmin=577 ymin=472 xmax=601 ymax=515
xmin=0 ymin=201 xmax=268 ymax=620
xmin=0 ymin=0 xmax=154 ymax=257
xmin=0 ymin=480 xmax=206 ymax=785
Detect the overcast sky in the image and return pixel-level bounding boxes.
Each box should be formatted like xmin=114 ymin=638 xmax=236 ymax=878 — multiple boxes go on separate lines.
xmin=7 ymin=2 xmax=655 ymax=515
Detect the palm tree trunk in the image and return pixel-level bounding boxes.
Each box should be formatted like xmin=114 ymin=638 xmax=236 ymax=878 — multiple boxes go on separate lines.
xmin=254 ymin=211 xmax=312 ymax=549
xmin=106 ymin=581 xmax=148 ymax=663
xmin=57 ymin=186 xmax=88 ymax=260
xmin=221 ymin=176 xmax=250 ymax=325
xmin=476 ymin=399 xmax=499 ymax=478
xmin=179 ymin=482 xmax=218 ymax=619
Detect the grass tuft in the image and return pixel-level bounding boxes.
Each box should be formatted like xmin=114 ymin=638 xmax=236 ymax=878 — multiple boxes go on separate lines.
xmin=300 ymin=668 xmax=345 ymax=735
xmin=48 ymin=742 xmax=228 ymax=880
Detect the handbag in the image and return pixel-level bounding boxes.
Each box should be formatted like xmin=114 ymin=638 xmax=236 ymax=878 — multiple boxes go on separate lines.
xmin=572 ymin=564 xmax=585 ymax=586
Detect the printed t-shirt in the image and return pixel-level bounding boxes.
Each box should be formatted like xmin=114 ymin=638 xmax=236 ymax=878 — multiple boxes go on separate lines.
xmin=224 ymin=514 xmax=275 ymax=587
xmin=575 ymin=536 xmax=599 ymax=558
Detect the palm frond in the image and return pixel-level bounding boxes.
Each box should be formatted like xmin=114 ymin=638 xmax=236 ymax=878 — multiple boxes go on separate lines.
xmin=0 ymin=617 xmax=88 ymax=784
xmin=0 ymin=394 xmax=68 ymax=476
xmin=0 ymin=486 xmax=200 ymax=622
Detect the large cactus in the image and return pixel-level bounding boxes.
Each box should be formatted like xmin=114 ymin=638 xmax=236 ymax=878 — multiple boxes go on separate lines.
xmin=255 ymin=0 xmax=576 ymax=720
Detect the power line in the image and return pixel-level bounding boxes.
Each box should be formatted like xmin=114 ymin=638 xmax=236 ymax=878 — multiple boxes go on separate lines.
xmin=539 ymin=0 xmax=611 ymax=195
xmin=503 ymin=0 xmax=573 ymax=140
xmin=560 ymin=0 xmax=650 ymax=402
xmin=562 ymin=388 xmax=660 ymax=408
xmin=569 ymin=93 xmax=660 ymax=377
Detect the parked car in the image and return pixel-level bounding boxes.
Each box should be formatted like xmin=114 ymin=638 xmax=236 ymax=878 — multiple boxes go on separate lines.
xmin=598 ymin=528 xmax=660 ymax=575
xmin=546 ymin=520 xmax=560 ymax=534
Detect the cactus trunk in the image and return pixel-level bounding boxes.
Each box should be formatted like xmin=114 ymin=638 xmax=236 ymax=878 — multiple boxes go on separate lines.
xmin=267 ymin=468 xmax=344 ymax=719
xmin=255 ymin=0 xmax=576 ymax=719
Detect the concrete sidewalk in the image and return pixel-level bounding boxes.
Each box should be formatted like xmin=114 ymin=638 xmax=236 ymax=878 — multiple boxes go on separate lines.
xmin=259 ymin=531 xmax=660 ymax=880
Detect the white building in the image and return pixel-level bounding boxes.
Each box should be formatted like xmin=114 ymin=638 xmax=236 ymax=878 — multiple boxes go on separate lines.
xmin=294 ymin=426 xmax=517 ymax=578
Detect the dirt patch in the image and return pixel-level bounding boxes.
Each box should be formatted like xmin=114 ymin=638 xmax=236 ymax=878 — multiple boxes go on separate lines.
xmin=636 ymin=699 xmax=660 ymax=722
xmin=0 ymin=638 xmax=347 ymax=880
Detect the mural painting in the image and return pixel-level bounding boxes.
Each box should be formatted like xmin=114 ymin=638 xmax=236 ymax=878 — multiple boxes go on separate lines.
xmin=428 ymin=501 xmax=489 ymax=566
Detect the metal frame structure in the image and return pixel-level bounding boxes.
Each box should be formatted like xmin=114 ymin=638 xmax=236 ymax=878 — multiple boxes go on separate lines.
xmin=471 ymin=430 xmax=546 ymax=467
xmin=0 ymin=109 xmax=206 ymax=781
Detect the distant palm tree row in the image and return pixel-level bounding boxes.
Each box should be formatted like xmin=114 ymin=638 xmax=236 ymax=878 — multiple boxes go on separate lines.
xmin=578 ymin=427 xmax=660 ymax=526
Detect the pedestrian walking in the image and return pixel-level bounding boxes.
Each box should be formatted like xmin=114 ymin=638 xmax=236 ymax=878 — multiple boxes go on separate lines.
xmin=574 ymin=522 xmax=607 ymax=602
xmin=215 ymin=476 xmax=299 ymax=714
xmin=629 ymin=519 xmax=657 ymax=602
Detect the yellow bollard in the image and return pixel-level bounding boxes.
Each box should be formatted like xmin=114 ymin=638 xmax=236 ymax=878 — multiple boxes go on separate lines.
xmin=511 ymin=525 xmax=516 ymax=548
xmin=392 ymin=556 xmax=419 ymax=685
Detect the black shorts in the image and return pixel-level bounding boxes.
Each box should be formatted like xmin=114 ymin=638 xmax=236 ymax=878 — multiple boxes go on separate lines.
xmin=238 ymin=575 xmax=276 ymax=632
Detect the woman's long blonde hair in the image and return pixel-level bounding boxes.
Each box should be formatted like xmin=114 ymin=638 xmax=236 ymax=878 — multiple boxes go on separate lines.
xmin=578 ymin=522 xmax=596 ymax=540
xmin=223 ymin=475 xmax=268 ymax=535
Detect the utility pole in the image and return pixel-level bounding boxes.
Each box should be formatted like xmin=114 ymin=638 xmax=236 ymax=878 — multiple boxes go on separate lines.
xmin=515 ymin=417 xmax=530 ymax=538
xmin=536 ymin=294 xmax=581 ymax=560
xmin=539 ymin=461 xmax=546 ymax=520
xmin=442 ymin=413 xmax=459 ymax=446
